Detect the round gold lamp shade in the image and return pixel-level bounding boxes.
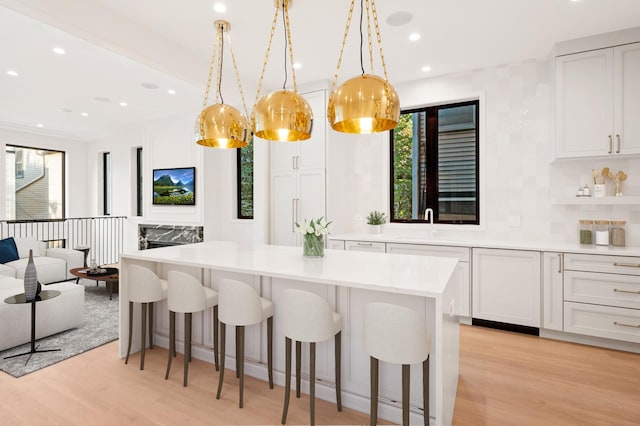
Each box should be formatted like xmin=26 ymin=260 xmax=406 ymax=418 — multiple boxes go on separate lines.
xmin=253 ymin=90 xmax=313 ymax=141
xmin=195 ymin=103 xmax=250 ymax=149
xmin=328 ymin=73 xmax=400 ymax=134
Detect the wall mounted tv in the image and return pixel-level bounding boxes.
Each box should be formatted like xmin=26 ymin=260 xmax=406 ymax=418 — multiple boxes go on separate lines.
xmin=152 ymin=167 xmax=196 ymax=205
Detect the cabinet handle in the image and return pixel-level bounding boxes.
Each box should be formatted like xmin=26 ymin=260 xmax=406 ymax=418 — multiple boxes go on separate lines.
xmin=296 ymin=155 xmax=300 ymax=169
xmin=613 ymin=262 xmax=640 ymax=268
xmin=292 ymin=198 xmax=296 ymax=232
xmin=357 ymin=242 xmax=373 ymax=247
xmin=613 ymin=321 xmax=640 ymax=329
xmin=292 ymin=156 xmax=296 ymax=170
xmin=613 ymin=288 xmax=640 ymax=295
xmin=558 ymin=253 xmax=563 ymax=274
xmin=608 ymin=135 xmax=612 ymax=154
xmin=616 ymin=134 xmax=621 ymax=154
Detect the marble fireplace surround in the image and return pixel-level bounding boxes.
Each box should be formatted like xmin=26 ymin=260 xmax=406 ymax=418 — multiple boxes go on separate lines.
xmin=138 ymin=224 xmax=203 ymax=250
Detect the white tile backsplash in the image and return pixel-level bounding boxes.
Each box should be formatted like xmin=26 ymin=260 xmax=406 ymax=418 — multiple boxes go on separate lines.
xmin=327 ymin=57 xmax=640 ymax=247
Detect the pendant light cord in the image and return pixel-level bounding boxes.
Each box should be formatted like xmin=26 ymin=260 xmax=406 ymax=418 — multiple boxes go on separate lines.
xmin=359 ymin=0 xmax=365 ymax=75
xmin=282 ymin=1 xmax=288 ymax=90
xmin=218 ymin=31 xmax=225 ymax=104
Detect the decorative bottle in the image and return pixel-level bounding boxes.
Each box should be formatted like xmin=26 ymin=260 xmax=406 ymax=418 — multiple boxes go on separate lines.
xmin=23 ymin=249 xmax=38 ymax=301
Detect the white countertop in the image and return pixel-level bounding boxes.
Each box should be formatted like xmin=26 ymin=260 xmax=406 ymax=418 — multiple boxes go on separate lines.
xmin=120 ymin=241 xmax=458 ymax=298
xmin=329 ymin=233 xmax=640 ymax=257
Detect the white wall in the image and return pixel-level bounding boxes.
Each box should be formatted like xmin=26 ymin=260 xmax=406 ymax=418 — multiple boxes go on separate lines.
xmin=327 ymin=58 xmax=640 ymax=246
xmin=0 ymin=128 xmax=89 ymax=220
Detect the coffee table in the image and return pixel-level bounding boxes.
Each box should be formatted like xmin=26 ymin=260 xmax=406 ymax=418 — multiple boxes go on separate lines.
xmin=4 ymin=290 xmax=61 ymax=365
xmin=70 ymin=267 xmax=119 ymax=300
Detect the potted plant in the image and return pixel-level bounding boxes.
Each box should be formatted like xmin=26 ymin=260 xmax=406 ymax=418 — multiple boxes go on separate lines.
xmin=295 ymin=216 xmax=331 ymax=257
xmin=366 ymin=210 xmax=387 ymax=234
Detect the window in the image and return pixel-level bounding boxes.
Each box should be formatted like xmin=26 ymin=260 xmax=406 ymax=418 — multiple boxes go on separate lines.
xmin=236 ymin=139 xmax=253 ymax=219
xmin=136 ymin=147 xmax=143 ymax=216
xmin=103 ymin=152 xmax=111 ymax=215
xmin=390 ymin=100 xmax=479 ymax=224
xmin=5 ymin=145 xmax=65 ymax=220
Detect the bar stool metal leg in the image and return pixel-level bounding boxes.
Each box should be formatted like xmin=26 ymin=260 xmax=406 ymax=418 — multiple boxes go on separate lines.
xmin=267 ymin=316 xmax=273 ymax=389
xmin=165 ymin=311 xmax=175 ymax=379
xmin=148 ymin=302 xmax=154 ymax=349
xmin=216 ymin=322 xmax=226 ymax=400
xmin=370 ymin=356 xmax=379 ymax=426
xmin=402 ymin=364 xmax=410 ymax=426
xmin=213 ymin=306 xmax=219 ymax=371
xmin=423 ymin=356 xmax=430 ymax=425
xmin=140 ymin=303 xmax=147 ymax=370
xmin=238 ymin=325 xmax=245 ymax=408
xmin=310 ymin=341 xmax=316 ymax=426
xmin=125 ymin=301 xmax=134 ymax=364
xmin=184 ymin=312 xmax=192 ymax=387
xmin=335 ymin=331 xmax=342 ymax=411
xmin=296 ymin=340 xmax=302 ymax=398
xmin=235 ymin=327 xmax=240 ymax=379
xmin=281 ymin=336 xmax=292 ymax=425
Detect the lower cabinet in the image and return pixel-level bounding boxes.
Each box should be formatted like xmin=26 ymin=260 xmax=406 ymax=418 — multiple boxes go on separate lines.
xmin=344 ymin=240 xmax=386 ymax=253
xmin=542 ymin=252 xmax=564 ymax=331
xmin=472 ymin=248 xmax=541 ymax=328
xmin=386 ymin=243 xmax=471 ymax=317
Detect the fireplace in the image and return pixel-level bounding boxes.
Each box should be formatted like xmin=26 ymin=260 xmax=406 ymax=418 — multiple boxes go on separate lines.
xmin=138 ymin=224 xmax=203 ymax=250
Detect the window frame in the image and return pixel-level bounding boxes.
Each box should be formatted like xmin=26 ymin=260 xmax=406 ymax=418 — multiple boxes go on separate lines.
xmin=389 ymin=99 xmax=480 ymax=225
xmin=103 ymin=152 xmax=111 ymax=216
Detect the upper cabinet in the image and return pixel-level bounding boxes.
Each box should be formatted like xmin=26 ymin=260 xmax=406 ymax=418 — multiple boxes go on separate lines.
xmin=555 ymin=42 xmax=640 ymax=159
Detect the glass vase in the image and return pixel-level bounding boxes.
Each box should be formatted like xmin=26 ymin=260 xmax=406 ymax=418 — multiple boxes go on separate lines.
xmin=303 ymin=234 xmax=324 ymax=258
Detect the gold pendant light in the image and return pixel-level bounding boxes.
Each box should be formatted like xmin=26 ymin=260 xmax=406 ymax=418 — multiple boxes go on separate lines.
xmin=252 ymin=0 xmax=313 ymax=142
xmin=327 ymin=0 xmax=400 ymax=134
xmin=195 ymin=20 xmax=251 ymax=149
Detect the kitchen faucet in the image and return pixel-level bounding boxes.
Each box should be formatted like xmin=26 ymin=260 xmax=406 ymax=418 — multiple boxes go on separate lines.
xmin=424 ymin=208 xmax=435 ymax=238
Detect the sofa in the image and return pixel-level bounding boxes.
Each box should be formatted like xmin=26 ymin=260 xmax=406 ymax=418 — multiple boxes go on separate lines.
xmin=0 ymin=275 xmax=84 ymax=351
xmin=0 ymin=237 xmax=84 ymax=284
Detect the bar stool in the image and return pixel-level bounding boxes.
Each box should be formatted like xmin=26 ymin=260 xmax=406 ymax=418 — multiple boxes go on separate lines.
xmin=364 ymin=302 xmax=431 ymax=426
xmin=281 ymin=289 xmax=342 ymax=426
xmin=125 ymin=264 xmax=168 ymax=370
xmin=215 ymin=278 xmax=274 ymax=408
xmin=164 ymin=270 xmax=219 ymax=387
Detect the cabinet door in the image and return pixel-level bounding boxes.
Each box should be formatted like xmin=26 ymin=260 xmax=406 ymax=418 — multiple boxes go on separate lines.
xmin=542 ymin=252 xmax=563 ymax=331
xmin=270 ymin=172 xmax=297 ymax=246
xmin=614 ymin=42 xmax=640 ymax=155
xmin=555 ymin=49 xmax=614 ymax=158
xmin=386 ymin=243 xmax=471 ymax=316
xmin=298 ymin=90 xmax=326 ymax=170
xmin=472 ymin=248 xmax=541 ymax=327
xmin=297 ymin=168 xmax=326 ymax=229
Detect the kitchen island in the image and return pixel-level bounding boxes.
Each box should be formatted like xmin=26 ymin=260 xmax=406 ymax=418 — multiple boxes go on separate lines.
xmin=118 ymin=241 xmax=460 ymax=425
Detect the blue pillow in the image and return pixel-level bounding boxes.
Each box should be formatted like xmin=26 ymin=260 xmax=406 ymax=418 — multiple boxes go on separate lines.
xmin=0 ymin=237 xmax=19 ymax=264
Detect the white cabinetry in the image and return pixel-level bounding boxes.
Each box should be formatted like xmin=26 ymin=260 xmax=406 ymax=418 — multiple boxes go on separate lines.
xmin=542 ymin=252 xmax=563 ymax=331
xmin=472 ymin=248 xmax=541 ymax=328
xmin=387 ymin=243 xmax=471 ymax=317
xmin=555 ymin=42 xmax=640 ymax=158
xmin=327 ymin=239 xmax=345 ymax=250
xmin=270 ymin=90 xmax=327 ymax=246
xmin=563 ymin=253 xmax=640 ymax=343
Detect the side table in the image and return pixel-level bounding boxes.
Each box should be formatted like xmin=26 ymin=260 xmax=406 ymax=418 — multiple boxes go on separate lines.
xmin=4 ymin=290 xmax=61 ymax=365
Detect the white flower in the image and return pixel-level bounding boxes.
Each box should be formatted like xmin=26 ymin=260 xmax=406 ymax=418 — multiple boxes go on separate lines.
xmin=294 ymin=216 xmax=331 ymax=236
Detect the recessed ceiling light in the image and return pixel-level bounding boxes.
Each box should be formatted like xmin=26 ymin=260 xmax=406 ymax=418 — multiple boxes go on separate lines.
xmin=213 ymin=2 xmax=227 ymax=13
xmin=36 ymin=124 xmax=44 ymax=128
xmin=386 ymin=11 xmax=413 ymax=27
xmin=409 ymin=33 xmax=420 ymax=41
xmin=141 ymin=82 xmax=159 ymax=89
xmin=53 ymin=47 xmax=66 ymax=55
xmin=293 ymin=62 xmax=302 ymax=69
xmin=167 ymin=89 xmax=176 ymax=95
xmin=6 ymin=70 xmax=18 ymax=77
xmin=94 ymin=96 xmax=111 ymax=103
xmin=80 ymin=112 xmax=89 ymax=117
xmin=120 ymin=101 xmax=128 ymax=107
xmin=421 ymin=65 xmax=432 ymax=73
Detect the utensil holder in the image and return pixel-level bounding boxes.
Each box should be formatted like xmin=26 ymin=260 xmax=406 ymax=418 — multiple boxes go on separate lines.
xmin=593 ymin=184 xmax=606 ymax=197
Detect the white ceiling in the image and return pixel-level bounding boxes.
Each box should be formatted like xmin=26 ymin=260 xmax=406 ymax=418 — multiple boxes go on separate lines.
xmin=2 ymin=0 xmax=640 ymax=141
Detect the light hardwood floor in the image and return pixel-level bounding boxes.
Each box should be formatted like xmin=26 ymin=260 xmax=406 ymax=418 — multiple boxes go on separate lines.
xmin=1 ymin=325 xmax=638 ymax=425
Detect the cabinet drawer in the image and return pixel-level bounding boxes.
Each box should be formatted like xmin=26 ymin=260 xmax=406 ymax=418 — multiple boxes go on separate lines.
xmin=328 ymin=240 xmax=345 ymax=250
xmin=564 ymin=302 xmax=640 ymax=343
xmin=345 ymin=240 xmax=386 ymax=253
xmin=564 ymin=253 xmax=640 ymax=276
xmin=564 ymin=270 xmax=640 ymax=309
xmin=386 ymin=243 xmax=470 ymax=262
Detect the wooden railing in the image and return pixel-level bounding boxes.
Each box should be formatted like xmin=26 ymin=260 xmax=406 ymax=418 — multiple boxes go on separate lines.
xmin=0 ymin=216 xmax=126 ymax=266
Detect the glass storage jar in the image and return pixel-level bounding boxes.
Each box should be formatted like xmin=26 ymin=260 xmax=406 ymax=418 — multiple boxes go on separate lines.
xmin=609 ymin=221 xmax=626 ymax=247
xmin=594 ymin=220 xmax=610 ymax=246
xmin=578 ymin=220 xmax=594 ymax=245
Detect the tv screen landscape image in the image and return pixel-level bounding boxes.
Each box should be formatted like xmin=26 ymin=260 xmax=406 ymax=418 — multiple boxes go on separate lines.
xmin=152 ymin=167 xmax=196 ymax=205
